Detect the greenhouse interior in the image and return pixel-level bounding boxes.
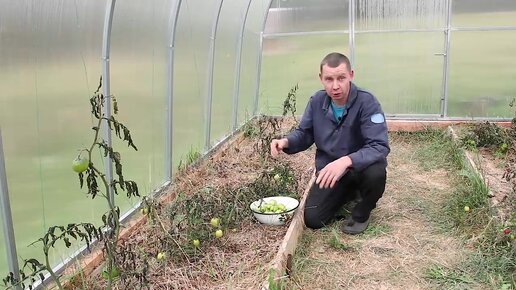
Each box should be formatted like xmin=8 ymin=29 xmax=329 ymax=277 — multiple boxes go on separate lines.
xmin=1 ymin=0 xmax=515 ymax=289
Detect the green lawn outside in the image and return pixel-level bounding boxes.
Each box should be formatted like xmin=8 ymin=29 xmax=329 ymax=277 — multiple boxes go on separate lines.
xmin=259 ymin=27 xmax=516 ymax=118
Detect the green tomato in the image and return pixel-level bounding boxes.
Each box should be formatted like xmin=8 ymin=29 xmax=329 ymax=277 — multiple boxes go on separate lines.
xmin=157 ymin=252 xmax=166 ymax=261
xmin=210 ymin=217 xmax=220 ymax=228
xmin=193 ymin=239 xmax=200 ymax=247
xmin=72 ymin=156 xmax=89 ymax=173
xmin=215 ymin=229 xmax=223 ymax=238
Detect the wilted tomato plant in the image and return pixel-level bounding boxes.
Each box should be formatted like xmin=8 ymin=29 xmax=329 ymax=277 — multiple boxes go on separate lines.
xmin=2 ymin=77 xmax=141 ymax=290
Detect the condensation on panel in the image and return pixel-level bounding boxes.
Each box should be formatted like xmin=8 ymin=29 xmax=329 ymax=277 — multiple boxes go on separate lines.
xmin=447 ymin=31 xmax=516 ymax=118
xmin=211 ymin=0 xmax=248 ymax=143
xmin=265 ymin=0 xmax=348 ymax=34
xmin=356 ymin=0 xmax=447 ymax=31
xmin=260 ymin=35 xmax=349 ymax=116
xmin=237 ymin=0 xmax=268 ymax=126
xmin=110 ymin=0 xmax=171 ymax=200
xmin=354 ymin=32 xmax=443 ymax=115
xmin=172 ymin=0 xmax=217 ymax=168
xmin=0 ymin=0 xmax=106 ymax=273
xmin=452 ymin=0 xmax=516 ymax=27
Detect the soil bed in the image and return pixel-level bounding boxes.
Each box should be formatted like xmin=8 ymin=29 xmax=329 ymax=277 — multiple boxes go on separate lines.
xmin=80 ymin=116 xmax=315 ymax=289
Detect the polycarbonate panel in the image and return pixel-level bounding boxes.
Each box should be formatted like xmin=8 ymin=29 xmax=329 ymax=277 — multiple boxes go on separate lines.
xmin=356 ymin=0 xmax=447 ymax=31
xmin=0 ymin=0 xmax=106 ymax=272
xmin=354 ymin=32 xmax=443 ymax=115
xmin=265 ymin=0 xmax=348 ymax=34
xmin=452 ymin=0 xmax=516 ymax=27
xmin=0 ymin=227 xmax=5 ymax=275
xmin=210 ymin=0 xmax=247 ymax=145
xmin=110 ymin=0 xmax=171 ymax=211
xmin=237 ymin=0 xmax=268 ymax=126
xmin=260 ymin=35 xmax=349 ymax=115
xmin=448 ymin=31 xmax=516 ymax=118
xmin=172 ymin=0 xmax=217 ymax=169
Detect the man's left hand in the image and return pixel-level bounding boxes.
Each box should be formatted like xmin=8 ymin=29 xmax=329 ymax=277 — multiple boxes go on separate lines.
xmin=315 ymin=156 xmax=353 ymax=189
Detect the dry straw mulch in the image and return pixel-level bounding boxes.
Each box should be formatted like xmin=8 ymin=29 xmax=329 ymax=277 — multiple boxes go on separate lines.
xmin=79 ymin=117 xmax=315 ymax=289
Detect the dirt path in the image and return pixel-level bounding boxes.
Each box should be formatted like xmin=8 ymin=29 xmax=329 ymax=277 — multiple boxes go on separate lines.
xmin=285 ymin=134 xmax=484 ymax=290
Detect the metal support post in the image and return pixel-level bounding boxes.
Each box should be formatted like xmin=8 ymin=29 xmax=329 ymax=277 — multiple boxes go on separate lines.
xmin=0 ymin=128 xmax=21 ymax=290
xmin=231 ymin=0 xmax=253 ymax=131
xmin=253 ymin=0 xmax=275 ymax=116
xmin=102 ymin=0 xmax=116 ymax=205
xmin=204 ymin=0 xmax=224 ymax=151
xmin=166 ymin=0 xmax=183 ymax=180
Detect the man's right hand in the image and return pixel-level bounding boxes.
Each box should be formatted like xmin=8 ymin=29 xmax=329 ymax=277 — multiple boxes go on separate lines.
xmin=270 ymin=138 xmax=289 ymax=157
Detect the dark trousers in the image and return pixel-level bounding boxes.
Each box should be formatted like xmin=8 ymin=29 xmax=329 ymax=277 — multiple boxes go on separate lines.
xmin=303 ymin=162 xmax=387 ymax=229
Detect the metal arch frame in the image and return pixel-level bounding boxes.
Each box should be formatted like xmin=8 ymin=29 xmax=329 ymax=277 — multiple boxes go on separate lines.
xmin=166 ymin=0 xmax=183 ymax=181
xmin=231 ymin=0 xmax=253 ymax=131
xmin=349 ymin=0 xmax=355 ymax=67
xmin=0 ymin=128 xmax=21 ymax=290
xmin=204 ymin=0 xmax=225 ymax=151
xmin=102 ymin=0 xmax=116 ymax=206
xmin=253 ymin=0 xmax=276 ymax=116
xmin=441 ymin=0 xmax=453 ymax=117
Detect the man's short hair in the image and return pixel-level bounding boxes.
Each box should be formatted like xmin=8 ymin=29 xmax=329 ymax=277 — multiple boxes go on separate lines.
xmin=320 ymin=52 xmax=351 ymax=73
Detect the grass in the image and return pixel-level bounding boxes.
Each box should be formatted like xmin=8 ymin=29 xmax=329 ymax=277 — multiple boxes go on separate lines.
xmin=395 ymin=129 xmax=516 ymax=288
xmin=327 ymin=229 xmax=354 ymax=251
xmin=284 ymin=130 xmax=514 ymax=289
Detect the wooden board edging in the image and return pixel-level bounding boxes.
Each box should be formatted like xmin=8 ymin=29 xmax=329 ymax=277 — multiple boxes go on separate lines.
xmin=261 ymin=174 xmax=315 ymax=290
xmin=446 ymin=126 xmax=502 ymax=219
xmin=387 ymin=120 xmax=511 ymax=132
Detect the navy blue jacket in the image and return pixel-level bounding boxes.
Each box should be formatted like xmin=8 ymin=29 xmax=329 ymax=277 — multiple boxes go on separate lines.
xmin=283 ymin=83 xmax=390 ymax=172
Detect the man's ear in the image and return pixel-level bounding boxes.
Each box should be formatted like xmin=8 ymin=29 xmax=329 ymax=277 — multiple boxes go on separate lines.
xmin=319 ymin=73 xmax=322 ymax=80
xmin=349 ymin=70 xmax=355 ymax=79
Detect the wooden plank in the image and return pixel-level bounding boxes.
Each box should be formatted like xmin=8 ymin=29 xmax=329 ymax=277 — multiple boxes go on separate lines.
xmin=261 ymin=174 xmax=315 ymax=290
xmin=447 ymin=126 xmax=501 ymax=217
xmin=387 ymin=120 xmax=511 ymax=132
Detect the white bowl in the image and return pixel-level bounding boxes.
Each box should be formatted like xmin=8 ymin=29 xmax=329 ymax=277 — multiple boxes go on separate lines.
xmin=249 ymin=196 xmax=299 ymax=225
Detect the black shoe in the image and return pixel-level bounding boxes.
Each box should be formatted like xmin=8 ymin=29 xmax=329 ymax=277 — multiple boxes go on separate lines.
xmin=341 ymin=217 xmax=370 ymax=235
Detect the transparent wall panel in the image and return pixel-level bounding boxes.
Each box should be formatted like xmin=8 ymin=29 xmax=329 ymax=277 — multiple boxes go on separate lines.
xmin=354 ymin=32 xmax=443 ymax=115
xmin=211 ymin=0 xmax=248 ymax=144
xmin=448 ymin=31 xmax=516 ymax=118
xmin=356 ymin=0 xmax=447 ymax=31
xmin=265 ymin=0 xmax=348 ymax=34
xmin=173 ymin=0 xmax=217 ymax=168
xmin=452 ymin=0 xmax=516 ymax=27
xmin=0 ymin=225 xmax=5 ymax=274
xmin=237 ymin=0 xmax=269 ymax=125
xmin=260 ymin=35 xmax=349 ymax=115
xmin=110 ymin=1 xmax=171 ymax=211
xmin=0 ymin=0 xmax=106 ymax=270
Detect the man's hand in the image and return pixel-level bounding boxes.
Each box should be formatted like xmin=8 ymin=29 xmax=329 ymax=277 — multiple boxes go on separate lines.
xmin=316 ymin=156 xmax=353 ymax=189
xmin=270 ymin=138 xmax=289 ymax=157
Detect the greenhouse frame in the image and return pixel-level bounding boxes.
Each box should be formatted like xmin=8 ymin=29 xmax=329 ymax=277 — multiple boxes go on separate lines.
xmin=1 ymin=0 xmax=515 ymax=288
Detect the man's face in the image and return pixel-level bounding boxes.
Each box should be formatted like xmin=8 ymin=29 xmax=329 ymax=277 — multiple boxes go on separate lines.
xmin=319 ymin=63 xmax=354 ymax=105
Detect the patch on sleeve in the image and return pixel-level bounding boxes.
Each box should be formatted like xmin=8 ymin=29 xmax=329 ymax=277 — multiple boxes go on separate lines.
xmin=370 ymin=113 xmax=385 ymax=124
